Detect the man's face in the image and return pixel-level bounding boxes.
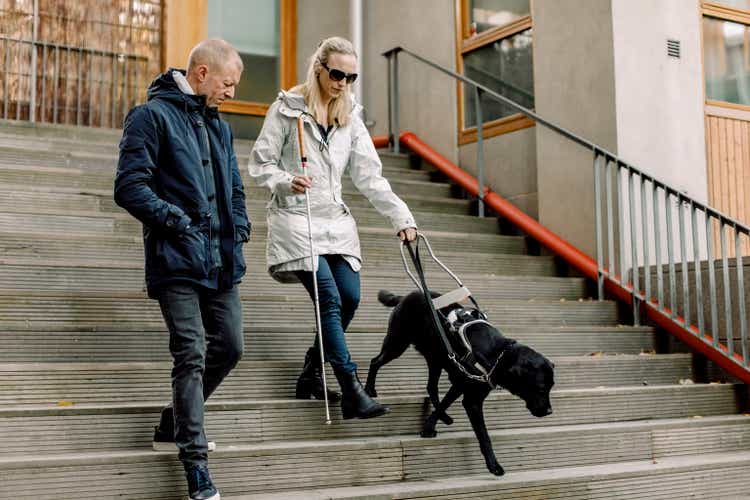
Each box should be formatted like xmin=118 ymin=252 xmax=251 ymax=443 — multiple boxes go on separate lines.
xmin=196 ymin=60 xmax=242 ymax=108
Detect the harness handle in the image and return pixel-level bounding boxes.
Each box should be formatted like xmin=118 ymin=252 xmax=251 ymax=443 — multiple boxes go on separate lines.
xmin=400 ymin=235 xmax=484 ymax=312
xmin=403 ymin=239 xmax=456 ymax=359
xmin=402 ymin=238 xmax=498 ymax=387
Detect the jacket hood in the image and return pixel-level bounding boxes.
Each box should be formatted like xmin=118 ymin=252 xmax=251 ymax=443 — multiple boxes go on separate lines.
xmin=147 ymin=69 xmax=208 ymax=112
xmin=276 ymin=90 xmax=363 ymax=119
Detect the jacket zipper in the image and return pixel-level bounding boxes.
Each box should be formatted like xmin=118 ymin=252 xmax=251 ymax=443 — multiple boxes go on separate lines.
xmin=197 ymin=117 xmax=214 ymax=271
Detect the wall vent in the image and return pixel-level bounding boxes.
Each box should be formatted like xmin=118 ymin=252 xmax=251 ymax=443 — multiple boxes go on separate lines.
xmin=667 ymin=39 xmax=681 ymax=58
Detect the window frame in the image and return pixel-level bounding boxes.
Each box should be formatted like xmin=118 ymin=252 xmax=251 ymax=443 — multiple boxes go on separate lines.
xmin=455 ymin=0 xmax=535 ymax=145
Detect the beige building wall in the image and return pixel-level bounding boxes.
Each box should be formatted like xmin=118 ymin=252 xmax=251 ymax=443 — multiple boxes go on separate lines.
xmin=459 ymin=129 xmax=538 ymax=218
xmin=363 ymin=0 xmax=458 ymax=162
xmin=612 ymin=0 xmax=707 ymax=202
xmin=296 ymin=0 xmax=458 ymax=162
xmin=532 ymin=0 xmax=619 ymax=257
xmin=296 ymin=0 xmax=351 ymax=88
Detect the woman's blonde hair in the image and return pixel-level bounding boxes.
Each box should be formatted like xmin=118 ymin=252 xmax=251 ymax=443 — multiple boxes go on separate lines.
xmin=290 ymin=36 xmax=357 ymax=126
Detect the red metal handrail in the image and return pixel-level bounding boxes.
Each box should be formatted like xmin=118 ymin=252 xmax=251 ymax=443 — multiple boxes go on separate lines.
xmin=374 ymin=131 xmax=750 ymax=384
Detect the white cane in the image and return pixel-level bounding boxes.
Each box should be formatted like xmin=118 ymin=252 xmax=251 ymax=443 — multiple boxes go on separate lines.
xmin=297 ymin=117 xmax=332 ymax=425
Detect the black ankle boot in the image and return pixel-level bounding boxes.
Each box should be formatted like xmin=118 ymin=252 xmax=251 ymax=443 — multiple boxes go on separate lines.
xmin=295 ymin=347 xmax=342 ymax=403
xmin=334 ymin=369 xmax=390 ymax=420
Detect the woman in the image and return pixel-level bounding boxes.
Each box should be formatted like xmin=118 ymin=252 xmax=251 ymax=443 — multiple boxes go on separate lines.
xmin=248 ymin=36 xmax=417 ymax=419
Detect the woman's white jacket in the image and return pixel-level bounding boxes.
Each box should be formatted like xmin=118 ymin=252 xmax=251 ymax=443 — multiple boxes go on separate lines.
xmin=247 ymin=91 xmax=416 ymax=282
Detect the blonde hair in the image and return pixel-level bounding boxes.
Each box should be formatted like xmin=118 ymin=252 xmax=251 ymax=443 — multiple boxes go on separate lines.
xmin=290 ymin=36 xmax=356 ymax=126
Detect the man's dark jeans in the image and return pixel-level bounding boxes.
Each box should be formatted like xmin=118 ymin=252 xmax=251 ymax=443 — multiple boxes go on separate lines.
xmin=157 ymin=283 xmax=243 ymax=467
xmin=295 ymin=254 xmax=360 ymax=374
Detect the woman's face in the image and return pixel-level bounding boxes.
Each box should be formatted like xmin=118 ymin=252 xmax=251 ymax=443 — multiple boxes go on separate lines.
xmin=318 ymin=52 xmax=357 ymax=101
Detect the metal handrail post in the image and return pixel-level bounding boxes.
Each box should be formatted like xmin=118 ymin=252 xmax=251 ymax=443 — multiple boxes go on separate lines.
xmin=594 ymin=150 xmax=604 ymax=300
xmin=386 ymin=52 xmax=393 ymax=151
xmin=29 ymin=0 xmax=39 ymax=122
xmin=475 ymin=86 xmax=485 ymax=218
xmin=392 ymin=50 xmax=400 ymax=154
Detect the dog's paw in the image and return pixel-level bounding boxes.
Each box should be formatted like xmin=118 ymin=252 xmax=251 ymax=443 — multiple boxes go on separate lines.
xmin=364 ymin=385 xmax=378 ymax=398
xmin=419 ymin=428 xmax=437 ymax=438
xmin=487 ymin=461 xmax=505 ymax=476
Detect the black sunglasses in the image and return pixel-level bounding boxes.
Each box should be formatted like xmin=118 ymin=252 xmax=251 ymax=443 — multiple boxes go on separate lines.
xmin=320 ymin=60 xmax=358 ymax=84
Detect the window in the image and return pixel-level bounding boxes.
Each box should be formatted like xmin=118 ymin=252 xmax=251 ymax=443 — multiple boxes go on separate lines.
xmin=456 ymin=0 xmax=534 ymax=144
xmin=468 ymin=0 xmax=530 ymax=34
xmin=708 ymin=0 xmax=750 ymax=9
xmin=703 ymin=1 xmax=750 ymax=108
xmin=704 ymin=17 xmax=750 ymax=105
xmin=207 ymin=0 xmax=295 ymax=131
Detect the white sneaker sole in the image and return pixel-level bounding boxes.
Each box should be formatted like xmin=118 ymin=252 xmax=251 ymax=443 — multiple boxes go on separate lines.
xmin=187 ymin=493 xmax=219 ymax=500
xmin=152 ymin=441 xmax=216 ymax=452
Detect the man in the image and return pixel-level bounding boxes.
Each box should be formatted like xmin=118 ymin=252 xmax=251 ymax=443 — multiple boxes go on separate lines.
xmin=114 ymin=39 xmax=250 ymax=500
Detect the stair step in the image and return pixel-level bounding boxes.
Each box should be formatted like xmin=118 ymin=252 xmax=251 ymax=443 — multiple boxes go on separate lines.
xmin=0 ymin=162 xmax=446 ymax=201
xmin=0 ymin=230 xmax=535 ymax=267
xmin=226 ymin=451 xmax=750 ymax=500
xmin=0 ymin=354 xmax=693 ymax=405
xmin=0 ymin=198 xmax=498 ymax=235
xmin=0 ymin=384 xmax=737 ymax=456
xmin=0 ymin=293 xmax=620 ymax=329
xmin=2 ymin=416 xmax=748 ymax=499
xmin=0 ymin=324 xmax=654 ymax=363
xmin=0 ymin=263 xmax=586 ymax=297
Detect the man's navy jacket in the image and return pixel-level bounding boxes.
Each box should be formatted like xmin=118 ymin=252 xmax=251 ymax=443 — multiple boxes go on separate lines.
xmin=114 ymin=69 xmax=250 ymax=298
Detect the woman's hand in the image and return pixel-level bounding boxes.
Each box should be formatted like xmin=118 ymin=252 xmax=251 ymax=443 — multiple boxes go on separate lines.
xmin=291 ymin=175 xmax=313 ymax=194
xmin=398 ymin=227 xmax=418 ymax=242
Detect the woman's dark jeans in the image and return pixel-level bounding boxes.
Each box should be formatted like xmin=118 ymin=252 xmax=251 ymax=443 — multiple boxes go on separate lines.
xmin=295 ymin=254 xmax=360 ymax=374
xmin=157 ymin=283 xmax=244 ymax=467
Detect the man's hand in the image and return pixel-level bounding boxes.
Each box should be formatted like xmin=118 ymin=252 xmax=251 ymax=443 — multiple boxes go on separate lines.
xmin=291 ymin=175 xmax=313 ymax=194
xmin=398 ymin=227 xmax=418 ymax=242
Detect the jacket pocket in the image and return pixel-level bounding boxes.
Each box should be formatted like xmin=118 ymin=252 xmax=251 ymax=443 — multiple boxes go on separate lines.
xmin=272 ymin=190 xmax=306 ymax=210
xmin=232 ymin=232 xmax=247 ymax=281
xmin=156 ymin=229 xmax=209 ymax=278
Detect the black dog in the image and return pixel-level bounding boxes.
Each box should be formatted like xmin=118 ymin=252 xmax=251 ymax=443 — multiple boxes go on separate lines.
xmin=364 ymin=290 xmax=555 ymax=476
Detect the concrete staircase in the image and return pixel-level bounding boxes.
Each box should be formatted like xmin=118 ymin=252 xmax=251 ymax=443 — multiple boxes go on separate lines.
xmin=0 ymin=119 xmax=748 ymax=499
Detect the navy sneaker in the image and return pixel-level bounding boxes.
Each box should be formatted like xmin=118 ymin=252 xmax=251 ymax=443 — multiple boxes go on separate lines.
xmin=185 ymin=464 xmax=220 ymax=500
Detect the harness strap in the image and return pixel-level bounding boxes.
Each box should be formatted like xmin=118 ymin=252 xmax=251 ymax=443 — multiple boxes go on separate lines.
xmin=404 ymin=240 xmax=456 ymax=359
xmin=432 ymin=286 xmax=472 ymax=309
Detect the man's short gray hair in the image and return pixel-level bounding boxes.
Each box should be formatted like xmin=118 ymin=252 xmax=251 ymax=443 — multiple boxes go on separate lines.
xmin=187 ymin=38 xmax=243 ymax=73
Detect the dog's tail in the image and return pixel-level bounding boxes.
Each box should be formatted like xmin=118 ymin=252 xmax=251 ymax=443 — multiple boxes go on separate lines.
xmin=378 ymin=290 xmax=402 ymax=308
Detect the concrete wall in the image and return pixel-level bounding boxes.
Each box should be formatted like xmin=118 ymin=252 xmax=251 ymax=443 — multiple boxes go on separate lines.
xmin=459 ymin=128 xmax=538 ymax=218
xmin=611 ymin=0 xmax=707 ymax=202
xmin=296 ymin=0 xmax=459 ymax=163
xmin=363 ymin=0 xmax=458 ymax=162
xmin=296 ymin=0 xmax=350 ymax=89
xmin=532 ymin=0 xmax=619 ymax=257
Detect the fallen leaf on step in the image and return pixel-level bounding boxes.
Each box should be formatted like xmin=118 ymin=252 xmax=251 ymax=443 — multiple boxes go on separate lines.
xmin=742 ymin=413 xmax=750 ymax=417
xmin=56 ymin=400 xmax=74 ymax=407
xmin=589 ymin=352 xmax=604 ymax=357
xmin=690 ymin=415 xmax=703 ymax=419
xmin=678 ymin=379 xmax=694 ymax=385
xmin=560 ymin=298 xmax=566 ymax=302
xmin=639 ymin=350 xmax=656 ymax=355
